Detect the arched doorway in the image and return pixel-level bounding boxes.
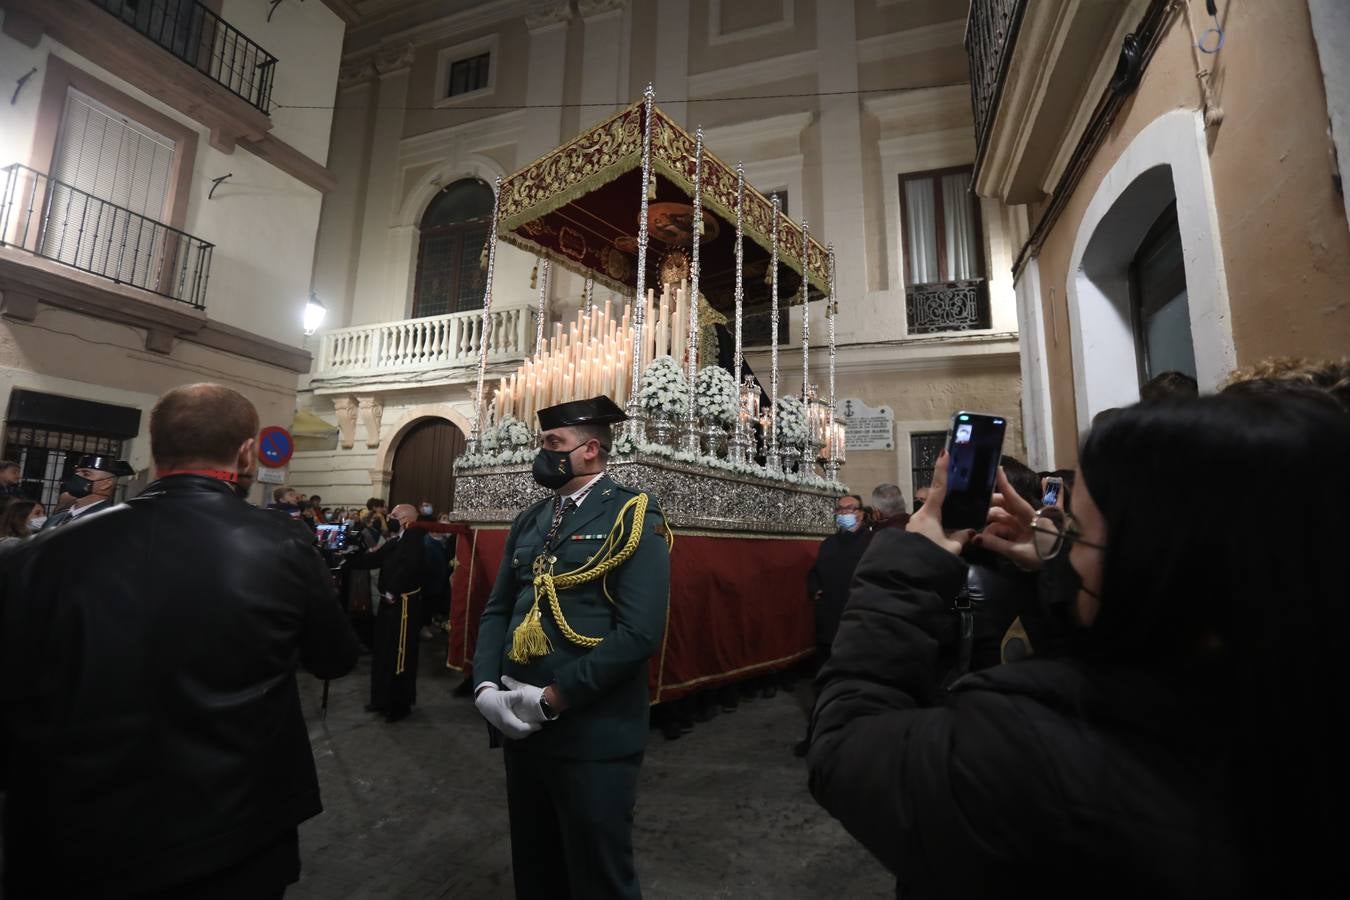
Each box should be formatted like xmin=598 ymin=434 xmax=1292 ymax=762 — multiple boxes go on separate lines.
xmin=389 ymin=417 xmax=465 ymax=515
xmin=411 ymin=178 xmax=494 ymax=318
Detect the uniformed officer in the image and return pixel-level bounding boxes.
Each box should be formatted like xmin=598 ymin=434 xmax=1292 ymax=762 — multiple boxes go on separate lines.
xmin=473 ymin=395 xmax=672 ymax=900
xmin=41 ymin=454 xmax=135 ymax=530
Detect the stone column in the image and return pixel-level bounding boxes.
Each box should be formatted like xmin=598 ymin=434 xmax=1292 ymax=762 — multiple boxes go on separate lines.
xmin=654 ymin=0 xmax=689 ymax=126
xmin=313 ymin=60 xmax=376 ymax=330
xmin=526 ymin=1 xmax=576 ymax=303
xmin=350 ymin=43 xmax=414 ymax=326
xmin=578 ymin=0 xmax=627 ymax=131
xmin=815 ymin=4 xmax=868 ymax=340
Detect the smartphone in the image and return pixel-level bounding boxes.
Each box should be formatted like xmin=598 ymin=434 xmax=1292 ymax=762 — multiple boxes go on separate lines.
xmin=316 ymin=523 xmax=348 ymax=551
xmin=940 ymin=411 xmax=1007 ymax=531
xmin=1042 ymin=476 xmax=1064 ymax=508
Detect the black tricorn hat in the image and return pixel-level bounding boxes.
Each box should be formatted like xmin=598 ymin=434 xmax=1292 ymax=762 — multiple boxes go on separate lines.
xmin=74 ymin=454 xmax=136 ymax=477
xmin=536 ymin=395 xmax=629 ymax=431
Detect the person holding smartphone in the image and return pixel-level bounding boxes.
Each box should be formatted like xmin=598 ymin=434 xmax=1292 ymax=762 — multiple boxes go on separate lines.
xmin=807 ymin=393 xmax=1349 ymax=898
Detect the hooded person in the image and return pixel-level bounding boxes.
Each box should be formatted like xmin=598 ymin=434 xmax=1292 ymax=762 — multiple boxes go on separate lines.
xmin=472 ymin=395 xmax=672 ymax=900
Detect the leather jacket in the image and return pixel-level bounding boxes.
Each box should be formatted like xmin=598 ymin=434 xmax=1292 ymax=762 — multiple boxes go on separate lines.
xmin=0 ymin=475 xmax=360 ymax=897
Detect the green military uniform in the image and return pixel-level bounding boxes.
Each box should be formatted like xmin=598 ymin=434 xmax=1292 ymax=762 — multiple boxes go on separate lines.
xmin=474 ymin=469 xmax=671 ymax=900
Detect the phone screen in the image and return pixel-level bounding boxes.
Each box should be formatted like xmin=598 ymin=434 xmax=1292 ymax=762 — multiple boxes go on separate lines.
xmin=940 ymin=411 xmax=1007 ymax=531
xmin=1042 ymin=477 xmax=1063 ymax=508
xmin=316 ymin=524 xmax=347 ymax=551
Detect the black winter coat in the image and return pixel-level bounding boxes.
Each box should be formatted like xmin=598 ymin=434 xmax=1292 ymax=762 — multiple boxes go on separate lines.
xmin=809 ymin=529 xmax=1241 ymax=899
xmin=807 ymin=526 xmax=873 ymax=649
xmin=0 ymin=475 xmax=361 ymax=898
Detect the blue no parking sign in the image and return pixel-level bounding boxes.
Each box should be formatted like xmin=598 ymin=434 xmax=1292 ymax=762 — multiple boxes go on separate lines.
xmin=258 ymin=426 xmax=294 ymax=468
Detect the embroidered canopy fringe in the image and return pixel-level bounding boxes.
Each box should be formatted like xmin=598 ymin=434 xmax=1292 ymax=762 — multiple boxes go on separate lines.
xmin=508 ymin=493 xmax=674 ymax=663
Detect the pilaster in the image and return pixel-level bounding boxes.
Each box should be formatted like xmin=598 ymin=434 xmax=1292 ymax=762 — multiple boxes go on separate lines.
xmin=350 ymin=44 xmax=414 ymax=326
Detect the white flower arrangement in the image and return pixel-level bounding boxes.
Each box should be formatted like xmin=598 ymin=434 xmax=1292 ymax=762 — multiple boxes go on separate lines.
xmin=694 ymin=366 xmax=738 ymax=426
xmin=774 ymin=395 xmax=809 ymax=448
xmin=495 ymin=415 xmax=533 ymax=449
xmin=455 ymin=429 xmax=848 ymax=493
xmin=636 ymin=356 xmax=689 ymax=419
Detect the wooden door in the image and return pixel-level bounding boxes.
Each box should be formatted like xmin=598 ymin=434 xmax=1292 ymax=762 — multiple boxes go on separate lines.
xmin=389 ymin=417 xmax=464 ymax=516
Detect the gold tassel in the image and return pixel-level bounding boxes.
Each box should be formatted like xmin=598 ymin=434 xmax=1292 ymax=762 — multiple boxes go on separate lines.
xmin=508 ymin=593 xmax=553 ymax=663
xmin=647 ymin=173 xmax=657 ymax=200
xmin=529 ymin=262 xmax=538 ymax=290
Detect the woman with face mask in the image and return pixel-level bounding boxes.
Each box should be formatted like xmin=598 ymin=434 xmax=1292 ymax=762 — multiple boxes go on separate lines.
xmin=0 ymin=498 xmax=39 ymax=548
xmin=807 ymin=392 xmax=1350 ymax=899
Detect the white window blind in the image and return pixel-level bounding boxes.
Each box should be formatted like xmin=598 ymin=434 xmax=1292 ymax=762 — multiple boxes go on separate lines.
xmin=44 ymin=88 xmax=177 ymax=287
xmin=52 ymin=88 xmax=176 ymax=218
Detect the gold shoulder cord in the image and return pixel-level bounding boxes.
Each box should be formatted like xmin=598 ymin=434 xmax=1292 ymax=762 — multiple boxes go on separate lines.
xmin=508 ymin=493 xmax=674 ymax=663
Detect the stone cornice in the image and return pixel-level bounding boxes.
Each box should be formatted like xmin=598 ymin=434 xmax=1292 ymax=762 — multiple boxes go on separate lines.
xmin=856 ymin=19 xmax=966 ymax=65
xmin=525 ymin=0 xmax=572 ymax=32
xmin=687 ymin=48 xmax=818 ymax=98
xmin=373 ymin=42 xmax=416 ymax=75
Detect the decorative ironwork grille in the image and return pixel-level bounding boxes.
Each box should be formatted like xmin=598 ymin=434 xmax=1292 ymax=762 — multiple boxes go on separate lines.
xmin=0 ymin=165 xmax=213 ymax=309
xmin=911 ymin=430 xmax=947 ymax=499
xmin=966 ymin=0 xmax=1028 ymax=155
xmin=2 ymin=424 xmax=126 ymax=510
xmin=89 ymin=0 xmax=277 ymax=113
xmin=906 ymin=279 xmax=992 ymax=334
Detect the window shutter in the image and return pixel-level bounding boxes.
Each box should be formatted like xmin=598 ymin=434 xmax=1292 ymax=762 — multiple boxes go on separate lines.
xmin=47 ymin=88 xmax=177 ymax=286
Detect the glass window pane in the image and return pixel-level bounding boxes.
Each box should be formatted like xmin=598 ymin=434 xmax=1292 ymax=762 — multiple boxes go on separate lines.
xmin=420 ymin=179 xmax=494 ymax=230
xmin=910 ymin=431 xmax=947 ymax=500
xmin=455 ymin=225 xmax=488 ymax=312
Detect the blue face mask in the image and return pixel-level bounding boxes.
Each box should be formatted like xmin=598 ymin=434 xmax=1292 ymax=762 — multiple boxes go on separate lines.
xmin=835 ymin=513 xmax=859 ymax=530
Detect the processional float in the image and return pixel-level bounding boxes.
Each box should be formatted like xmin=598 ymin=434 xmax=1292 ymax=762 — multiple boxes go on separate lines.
xmin=452 ymin=86 xmax=847 ymax=537
xmin=446 ymin=88 xmax=849 ymax=699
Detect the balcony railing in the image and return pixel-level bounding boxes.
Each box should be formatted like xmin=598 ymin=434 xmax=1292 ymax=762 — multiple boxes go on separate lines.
xmin=314 ymin=308 xmax=537 ymax=380
xmin=89 ymin=0 xmax=277 ymax=113
xmin=966 ymin=0 xmax=1028 ymax=156
xmin=0 ymin=164 xmax=213 ymax=309
xmin=905 ymin=279 xmax=992 ymax=334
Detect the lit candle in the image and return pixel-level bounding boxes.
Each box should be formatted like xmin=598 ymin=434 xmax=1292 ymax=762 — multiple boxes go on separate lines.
xmin=672 ymin=284 xmax=686 ymax=364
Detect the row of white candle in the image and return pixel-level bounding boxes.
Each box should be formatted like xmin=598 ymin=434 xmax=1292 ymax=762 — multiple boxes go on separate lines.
xmin=493 ymin=281 xmax=692 ymax=424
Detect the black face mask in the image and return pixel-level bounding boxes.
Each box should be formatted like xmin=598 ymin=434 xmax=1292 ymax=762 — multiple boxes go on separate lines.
xmin=387 ymin=518 xmax=402 ymax=534
xmin=532 ymin=445 xmax=580 ymax=490
xmin=1044 ymin=552 xmax=1100 ymax=625
xmin=62 ymin=473 xmax=95 ymax=499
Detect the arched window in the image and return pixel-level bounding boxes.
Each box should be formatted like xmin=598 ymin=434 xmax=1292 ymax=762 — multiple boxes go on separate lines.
xmin=412 ymin=178 xmax=494 ymax=318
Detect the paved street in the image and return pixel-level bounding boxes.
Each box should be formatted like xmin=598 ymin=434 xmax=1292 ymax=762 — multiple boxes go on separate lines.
xmin=290 ymin=644 xmax=893 ymax=900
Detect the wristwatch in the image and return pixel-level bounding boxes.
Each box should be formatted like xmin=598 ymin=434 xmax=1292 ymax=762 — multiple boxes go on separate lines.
xmin=538 ymin=691 xmax=560 ymax=721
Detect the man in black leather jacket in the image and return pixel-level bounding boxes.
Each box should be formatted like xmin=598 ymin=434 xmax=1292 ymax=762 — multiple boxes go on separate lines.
xmin=0 ymin=383 xmax=361 ymax=899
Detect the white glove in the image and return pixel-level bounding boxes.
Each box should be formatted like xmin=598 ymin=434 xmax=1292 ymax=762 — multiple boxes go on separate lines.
xmin=501 ymin=675 xmax=551 ymax=725
xmin=474 ymin=686 xmax=541 ymax=739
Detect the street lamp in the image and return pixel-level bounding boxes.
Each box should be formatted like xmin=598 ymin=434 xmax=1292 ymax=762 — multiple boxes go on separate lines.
xmin=303 ymin=294 xmax=327 ymax=335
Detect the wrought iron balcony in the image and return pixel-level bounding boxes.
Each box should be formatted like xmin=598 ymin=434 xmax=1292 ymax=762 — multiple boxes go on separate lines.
xmin=0 ymin=164 xmax=213 ymax=310
xmin=905 ymin=279 xmax=992 ymax=335
xmin=314 ymin=308 xmax=537 ymax=382
xmin=966 ymin=0 xmax=1028 ymax=158
xmin=88 ymin=0 xmax=277 ymax=113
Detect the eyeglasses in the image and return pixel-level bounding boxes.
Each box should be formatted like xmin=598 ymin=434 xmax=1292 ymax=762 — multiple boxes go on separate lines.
xmin=1029 ymin=507 xmax=1106 ymax=560
xmin=834 ymin=505 xmax=861 ymax=514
